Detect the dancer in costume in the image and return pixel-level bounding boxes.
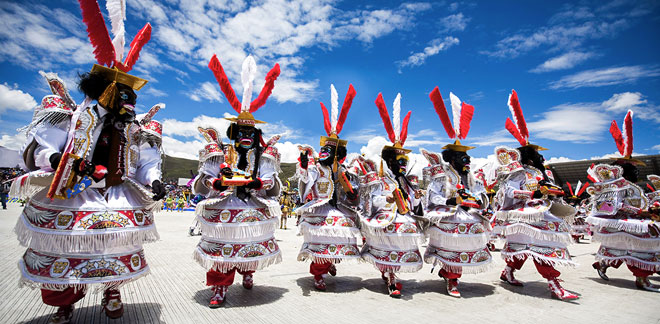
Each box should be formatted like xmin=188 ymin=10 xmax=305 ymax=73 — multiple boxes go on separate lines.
xmin=421 ymin=88 xmax=491 ymax=298
xmin=294 ymin=84 xmax=361 ymax=291
xmin=564 ymin=181 xmax=590 ymax=243
xmin=11 ymin=1 xmax=165 ymax=322
xmin=357 ymin=93 xmax=424 ymax=298
xmin=493 ymin=90 xmax=578 ymax=300
xmin=587 ymin=110 xmax=660 ymax=292
xmin=192 ymin=54 xmax=282 ymax=307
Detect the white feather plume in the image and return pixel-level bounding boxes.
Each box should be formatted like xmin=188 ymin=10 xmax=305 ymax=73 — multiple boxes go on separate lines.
xmin=575 ymin=180 xmax=582 ymax=195
xmin=106 ymin=0 xmax=126 ymax=62
xmin=393 ymin=93 xmax=401 ymax=141
xmin=507 ymin=92 xmax=520 ymax=134
xmin=330 ymin=84 xmax=338 ymax=133
xmin=240 ymin=55 xmax=257 ymax=113
xmin=449 ymin=92 xmax=462 ymax=137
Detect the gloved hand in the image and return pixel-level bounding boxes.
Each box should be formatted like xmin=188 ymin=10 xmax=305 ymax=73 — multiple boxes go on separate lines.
xmin=299 ymin=152 xmax=308 ymax=169
xmin=151 ymin=180 xmax=166 ymax=201
xmin=211 ymin=178 xmax=229 ymax=192
xmin=72 ymin=158 xmax=107 ymax=182
xmin=532 ymin=190 xmax=543 ymax=199
xmin=446 ymin=197 xmax=457 ymax=206
xmin=49 ymin=152 xmax=62 ymax=170
xmin=220 ymin=163 xmax=233 ymax=178
xmin=246 ymin=178 xmax=263 ymax=190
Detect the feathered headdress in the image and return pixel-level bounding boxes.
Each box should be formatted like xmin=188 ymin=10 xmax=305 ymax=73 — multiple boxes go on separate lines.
xmin=504 ymin=90 xmax=547 ymax=151
xmin=609 ymin=110 xmax=645 ymax=166
xmin=208 ymin=54 xmax=280 ymax=126
xmin=375 ymin=93 xmax=412 ymax=154
xmin=79 ymin=0 xmax=151 ymax=91
xmin=429 ymin=87 xmax=475 ymax=152
xmin=319 ymin=84 xmax=356 ymax=147
xmin=566 ymin=180 xmax=589 ymax=199
xmin=139 ymin=103 xmax=165 ymax=139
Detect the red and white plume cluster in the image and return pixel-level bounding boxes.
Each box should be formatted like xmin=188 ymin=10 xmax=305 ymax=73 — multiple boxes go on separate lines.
xmin=375 ymin=93 xmax=412 ymax=146
xmin=429 ymin=87 xmax=474 ymax=140
xmin=320 ymin=84 xmax=357 ymax=137
xmin=609 ymin=110 xmax=634 ymax=158
xmin=208 ymin=54 xmax=280 ymax=115
xmin=504 ymin=90 xmax=530 ymax=147
xmin=566 ymin=180 xmax=589 ymax=197
xmin=79 ymin=0 xmax=151 ymax=72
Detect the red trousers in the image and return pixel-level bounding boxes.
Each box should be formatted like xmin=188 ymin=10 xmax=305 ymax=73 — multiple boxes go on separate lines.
xmin=206 ymin=268 xmax=254 ymax=286
xmin=439 ymin=268 xmax=462 ymax=280
xmin=310 ymin=261 xmax=333 ymax=280
xmin=41 ymin=288 xmax=86 ymax=307
xmin=506 ymin=256 xmax=560 ymax=280
xmin=607 ymin=260 xmax=654 ymax=277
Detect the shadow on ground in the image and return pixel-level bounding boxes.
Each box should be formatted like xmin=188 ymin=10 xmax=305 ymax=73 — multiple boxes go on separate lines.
xmin=22 ymin=303 xmax=164 ymax=324
xmin=295 ymin=275 xmax=363 ymax=296
xmin=498 ymin=280 xmax=581 ymax=304
xmin=193 ymin=285 xmax=288 ymax=308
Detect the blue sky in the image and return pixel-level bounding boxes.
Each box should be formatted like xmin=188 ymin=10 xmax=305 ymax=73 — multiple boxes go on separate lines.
xmin=1 ymin=0 xmax=659 ymax=174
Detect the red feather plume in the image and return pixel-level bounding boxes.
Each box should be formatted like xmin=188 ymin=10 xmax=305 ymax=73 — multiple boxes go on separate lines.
xmin=375 ymin=93 xmax=396 ymax=143
xmin=121 ymin=23 xmax=152 ymax=72
xmin=459 ymin=102 xmax=474 ymax=139
xmin=400 ymin=111 xmax=412 ymax=145
xmin=609 ymin=120 xmax=625 ymax=156
xmin=79 ymin=0 xmax=115 ymax=67
xmin=250 ymin=63 xmax=280 ymax=113
xmin=509 ymin=90 xmax=529 ymax=139
xmin=648 ymin=183 xmax=656 ymax=192
xmin=335 ymin=84 xmax=356 ymax=135
xmin=208 ymin=54 xmax=241 ymax=113
xmin=505 ymin=118 xmax=526 ymax=146
xmin=623 ymin=110 xmax=633 ymax=157
xmin=577 ymin=182 xmax=590 ymax=196
xmin=319 ymin=102 xmax=332 ymax=136
xmin=566 ymin=182 xmax=574 ymax=196
xmin=429 ymin=87 xmax=455 ymax=139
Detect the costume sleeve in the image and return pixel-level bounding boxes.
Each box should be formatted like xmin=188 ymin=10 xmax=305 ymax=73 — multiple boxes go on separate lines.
xmin=31 ymin=123 xmax=69 ymax=171
xmin=297 ymin=162 xmax=320 ymax=201
xmin=427 ymin=178 xmax=448 ymax=207
xmin=257 ymin=155 xmax=281 ymax=198
xmin=504 ymin=172 xmax=533 ymax=201
xmin=370 ymin=183 xmax=388 ymax=211
xmin=193 ymin=158 xmax=222 ymax=196
xmin=135 ymin=144 xmax=162 ymax=186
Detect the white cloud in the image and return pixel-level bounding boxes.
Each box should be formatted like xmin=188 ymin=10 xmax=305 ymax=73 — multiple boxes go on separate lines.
xmin=527 ymin=103 xmax=611 ymax=143
xmin=482 ymin=2 xmax=651 ymax=59
xmin=189 ymin=82 xmax=223 ymax=103
xmin=600 ymin=92 xmax=660 ymax=123
xmin=439 ymin=13 xmax=470 ymax=32
xmin=397 ymin=36 xmax=459 ymax=72
xmin=0 ymin=132 xmax=27 ymax=151
xmin=651 ymin=144 xmax=660 ymax=152
xmin=274 ymin=141 xmax=303 ymax=163
xmin=549 ymin=65 xmax=660 ymax=89
xmin=0 ymin=83 xmax=38 ymax=114
xmin=530 ymin=51 xmax=596 ymax=73
xmin=470 ymin=129 xmax=519 ymax=147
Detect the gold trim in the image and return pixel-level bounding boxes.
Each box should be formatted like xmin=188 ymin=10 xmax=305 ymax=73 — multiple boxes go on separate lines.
xmin=91 ymin=64 xmax=148 ymax=90
xmin=441 ymin=139 xmax=476 ymax=152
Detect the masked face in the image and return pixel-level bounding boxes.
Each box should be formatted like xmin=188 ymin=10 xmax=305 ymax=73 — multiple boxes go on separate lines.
xmin=236 ymin=126 xmax=257 ymax=149
xmin=318 ymin=145 xmax=336 ymax=165
xmin=451 ymin=151 xmax=471 ymax=175
xmin=115 ymin=83 xmax=137 ymax=118
xmin=387 ymin=154 xmax=409 ymax=176
xmin=620 ymin=162 xmax=639 ymax=183
xmin=525 ymin=150 xmax=546 ymax=172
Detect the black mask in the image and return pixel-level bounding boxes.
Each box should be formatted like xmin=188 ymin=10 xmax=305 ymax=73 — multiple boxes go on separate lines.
xmin=318 ymin=145 xmax=336 ymax=166
xmin=619 ymin=162 xmax=639 ymax=183
xmin=235 ymin=126 xmax=258 ymax=150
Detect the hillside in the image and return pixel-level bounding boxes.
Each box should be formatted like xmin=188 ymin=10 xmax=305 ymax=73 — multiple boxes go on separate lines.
xmin=162 ymin=155 xmax=297 ymax=186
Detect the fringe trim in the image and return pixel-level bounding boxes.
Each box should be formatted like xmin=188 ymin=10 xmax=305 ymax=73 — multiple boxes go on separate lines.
xmin=9 ymin=172 xmax=53 ymax=200
xmin=360 ymin=254 xmax=423 ymax=273
xmin=194 ymin=196 xmax=231 ymax=217
xmin=495 ymin=209 xmax=546 ymax=223
xmin=193 ymin=247 xmax=282 ymax=272
xmin=586 ymin=216 xmax=648 ymax=234
xmin=498 ymin=223 xmax=573 ymax=246
xmin=501 ymin=250 xmax=577 ymax=268
xmin=14 ymin=217 xmax=160 ymax=253
xmin=591 ymin=232 xmax=660 ymax=250
xmin=197 ymin=217 xmax=277 ymax=240
xmin=18 ymin=262 xmax=151 ymax=294
xmin=426 ymin=228 xmax=490 ymax=248
xmin=423 ymin=255 xmax=493 ymax=275
xmin=254 ymin=195 xmax=282 ymax=219
xmin=125 ymin=178 xmax=162 ymax=214
xmin=298 ymin=222 xmax=362 ymax=240
xmin=296 ymin=251 xmax=361 ymax=263
xmin=596 ymin=256 xmax=660 ymax=272
xmin=361 ymin=230 xmax=423 ymax=248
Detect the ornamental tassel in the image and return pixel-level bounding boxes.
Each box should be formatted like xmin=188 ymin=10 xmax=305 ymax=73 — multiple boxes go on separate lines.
xmin=98 ymin=81 xmax=118 ymax=110
xmin=379 ymin=159 xmax=384 ymax=177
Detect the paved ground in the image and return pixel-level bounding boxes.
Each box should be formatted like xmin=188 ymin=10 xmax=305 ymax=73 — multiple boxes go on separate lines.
xmin=0 ymin=202 xmax=659 ymax=324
